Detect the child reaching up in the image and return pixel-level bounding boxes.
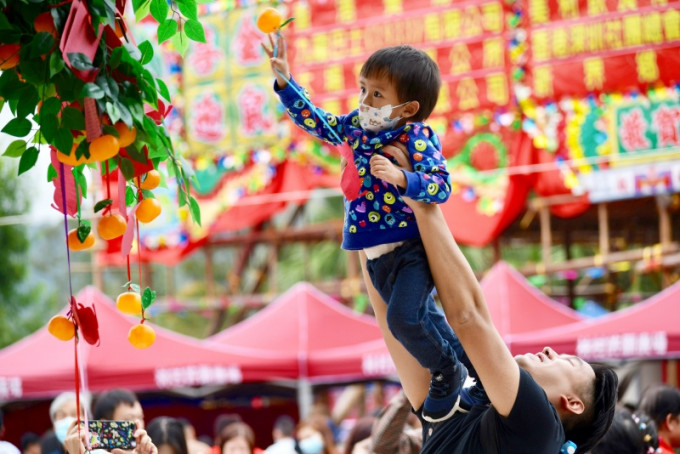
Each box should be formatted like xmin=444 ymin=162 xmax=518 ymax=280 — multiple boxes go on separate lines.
xmin=263 ymin=34 xmax=487 ymax=422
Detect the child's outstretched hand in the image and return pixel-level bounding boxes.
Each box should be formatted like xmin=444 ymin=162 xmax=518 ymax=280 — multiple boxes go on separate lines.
xmin=370 ymin=154 xmax=407 ymax=189
xmin=261 ymin=33 xmax=290 ymax=89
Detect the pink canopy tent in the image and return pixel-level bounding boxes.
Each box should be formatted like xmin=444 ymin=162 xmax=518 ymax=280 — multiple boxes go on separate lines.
xmin=207 ymin=282 xmax=395 ymax=383
xmin=508 ymin=279 xmax=680 ymax=360
xmin=0 ymin=286 xmax=297 ymax=401
xmin=480 ymin=261 xmax=584 ymax=341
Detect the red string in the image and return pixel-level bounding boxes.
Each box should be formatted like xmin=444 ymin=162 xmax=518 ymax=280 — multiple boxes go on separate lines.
xmin=126 ymin=255 xmax=132 ymax=290
xmin=136 ymin=176 xmax=144 ymax=322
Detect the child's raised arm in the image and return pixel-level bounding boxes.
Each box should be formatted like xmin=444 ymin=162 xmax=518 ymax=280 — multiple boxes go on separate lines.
xmin=261 ymin=33 xmax=290 ymax=89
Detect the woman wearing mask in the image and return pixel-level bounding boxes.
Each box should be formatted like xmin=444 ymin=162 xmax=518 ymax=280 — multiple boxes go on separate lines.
xmin=47 ymin=392 xmax=91 ymax=452
xmin=296 ymin=417 xmax=337 ymax=454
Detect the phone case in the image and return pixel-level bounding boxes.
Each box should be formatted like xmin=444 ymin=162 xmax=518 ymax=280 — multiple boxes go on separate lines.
xmin=88 ymin=420 xmax=137 ymax=450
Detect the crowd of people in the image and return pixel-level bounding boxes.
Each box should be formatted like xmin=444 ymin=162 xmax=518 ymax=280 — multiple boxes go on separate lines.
xmin=0 ymin=381 xmax=679 ymax=454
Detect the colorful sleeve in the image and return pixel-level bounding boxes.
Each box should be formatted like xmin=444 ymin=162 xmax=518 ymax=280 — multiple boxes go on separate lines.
xmin=399 ymin=125 xmax=451 ymax=203
xmin=274 ymin=77 xmax=347 ymax=146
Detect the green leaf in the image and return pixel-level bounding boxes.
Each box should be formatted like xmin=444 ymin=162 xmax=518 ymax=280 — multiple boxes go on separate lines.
xmin=17 ymin=85 xmax=39 ymax=118
xmin=189 ymin=195 xmax=202 ymax=226
xmin=18 ymin=56 xmax=50 ymax=85
xmin=54 ymin=128 xmax=73 ymax=154
xmin=76 ymin=222 xmax=91 ymax=243
xmin=27 ymin=32 xmax=54 ymax=59
xmin=176 ymin=0 xmax=198 ymax=20
xmin=138 ymin=40 xmax=154 ymax=65
xmin=141 ymin=286 xmax=156 ymax=309
xmin=40 ymin=114 xmax=58 ymax=142
xmin=0 ymin=70 xmax=22 ymax=100
xmin=184 ymin=19 xmax=205 ymax=43
xmin=280 ymin=17 xmax=295 ymax=29
xmin=2 ymin=118 xmax=32 ymax=137
xmin=157 ymin=18 xmax=177 ymax=44
xmin=40 ymin=97 xmax=61 ymax=116
xmin=81 ymin=82 xmax=105 ymax=100
xmin=105 ymin=100 xmax=122 ymax=124
xmin=49 ymin=50 xmax=66 ymax=77
xmin=119 ymin=157 xmax=135 ymax=180
xmin=125 ymin=282 xmax=141 ymax=294
xmin=170 ymin=27 xmax=190 ymax=56
xmin=3 ymin=139 xmax=26 ymax=158
xmin=61 ymin=106 xmax=86 ymax=131
xmin=47 ymin=163 xmax=57 ymax=182
xmin=72 ymin=167 xmax=87 ymax=194
xmin=156 ymin=78 xmax=171 ymax=101
xmin=67 ymin=52 xmax=94 ymax=71
xmin=74 ymin=139 xmax=90 ymax=160
xmin=18 ymin=146 xmax=39 ymax=175
xmin=97 ymin=75 xmax=119 ymax=98
xmin=126 ymin=142 xmax=147 ymax=163
xmin=134 ymin=0 xmax=151 ymax=22
xmin=124 ymin=42 xmax=142 ymax=61
xmin=94 ymin=198 xmax=113 ymax=213
xmin=150 ymin=0 xmax=168 ymax=23
xmin=115 ymin=100 xmax=133 ymax=127
xmin=125 ymin=185 xmax=136 ymax=205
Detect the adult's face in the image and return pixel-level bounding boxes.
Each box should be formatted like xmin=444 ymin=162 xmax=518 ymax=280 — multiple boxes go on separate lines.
xmin=222 ymin=436 xmax=251 ymax=454
xmin=112 ymin=402 xmax=145 ymax=429
xmin=515 ymin=347 xmax=595 ymax=410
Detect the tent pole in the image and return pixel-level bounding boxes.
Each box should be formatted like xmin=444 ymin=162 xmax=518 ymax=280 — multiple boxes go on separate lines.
xmin=657 ymin=195 xmax=672 ymax=288
xmin=539 ymin=203 xmax=552 ymax=293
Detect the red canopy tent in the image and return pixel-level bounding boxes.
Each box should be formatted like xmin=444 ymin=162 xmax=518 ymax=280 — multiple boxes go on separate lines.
xmin=480 ymin=261 xmax=584 ymax=341
xmin=207 ymin=282 xmax=395 ymax=383
xmin=508 ymin=280 xmax=680 ymax=360
xmin=0 ymin=287 xmax=297 ymax=401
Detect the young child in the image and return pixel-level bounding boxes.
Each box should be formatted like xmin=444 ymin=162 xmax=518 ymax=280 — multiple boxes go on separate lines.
xmin=263 ymin=35 xmax=486 ymax=422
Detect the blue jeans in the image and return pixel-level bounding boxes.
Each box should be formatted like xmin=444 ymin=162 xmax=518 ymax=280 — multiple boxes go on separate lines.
xmin=367 ymin=238 xmax=465 ymax=374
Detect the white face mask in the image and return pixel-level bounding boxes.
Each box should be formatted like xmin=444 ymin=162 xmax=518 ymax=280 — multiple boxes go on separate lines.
xmin=358 ymin=101 xmax=409 ymax=132
xmin=54 ymin=416 xmax=76 ymax=445
xmin=298 ymin=434 xmax=324 ymax=454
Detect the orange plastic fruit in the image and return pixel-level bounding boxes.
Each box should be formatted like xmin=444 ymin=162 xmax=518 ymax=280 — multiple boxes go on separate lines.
xmin=257 ymin=7 xmax=283 ymax=33
xmin=116 ymin=291 xmax=142 ymax=315
xmin=138 ymin=170 xmax=161 ymax=190
xmin=97 ymin=213 xmax=127 ymax=240
xmin=48 ymin=315 xmax=76 ymax=341
xmin=56 ymin=143 xmax=92 ymax=167
xmin=136 ymin=198 xmax=161 ymax=224
xmin=89 ymin=135 xmax=120 ymax=162
xmin=0 ymin=44 xmax=21 ymax=70
xmin=114 ymin=122 xmax=137 ymax=148
xmin=34 ymin=12 xmax=58 ymax=39
xmin=67 ymin=228 xmax=95 ymax=251
xmin=128 ymin=324 xmax=156 ymax=349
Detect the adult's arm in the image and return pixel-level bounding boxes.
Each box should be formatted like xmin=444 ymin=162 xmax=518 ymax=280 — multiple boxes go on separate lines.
xmin=359 ymin=251 xmax=431 ymax=409
xmin=381 ymin=143 xmax=521 ymax=416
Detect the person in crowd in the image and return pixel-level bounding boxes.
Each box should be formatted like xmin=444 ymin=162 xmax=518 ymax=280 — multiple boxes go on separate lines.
xmin=43 ymin=392 xmax=90 ymax=454
xmin=212 ymin=415 xmax=243 ymax=454
xmin=147 ymin=417 xmax=188 ymax=454
xmin=370 ymin=390 xmax=421 ymax=454
xmin=264 ymin=31 xmax=485 ymax=424
xmin=62 ymin=417 xmax=156 ymax=454
xmin=341 ymin=417 xmax=374 ymax=454
xmin=359 ymin=141 xmax=618 ymax=453
xmin=220 ymin=422 xmax=259 ymax=454
xmin=296 ymin=417 xmax=337 ymax=454
xmin=92 ymin=389 xmax=145 ymax=429
xmin=176 ymin=418 xmax=210 ymax=454
xmin=264 ymin=415 xmax=298 ymax=454
xmin=19 ymin=432 xmax=41 ymax=454
xmin=639 ymin=384 xmax=680 ymax=453
xmin=0 ymin=409 xmax=20 ymax=454
xmin=589 ymin=407 xmax=659 ymax=454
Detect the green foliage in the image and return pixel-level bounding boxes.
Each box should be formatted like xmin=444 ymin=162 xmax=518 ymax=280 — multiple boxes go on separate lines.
xmin=0 ymin=0 xmax=203 ymax=225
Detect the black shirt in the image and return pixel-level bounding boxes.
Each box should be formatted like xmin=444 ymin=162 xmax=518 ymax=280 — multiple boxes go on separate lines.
xmin=418 ymin=369 xmax=565 ymax=453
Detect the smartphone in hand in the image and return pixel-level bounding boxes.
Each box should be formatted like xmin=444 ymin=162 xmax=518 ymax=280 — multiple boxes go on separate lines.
xmin=87 ymin=420 xmax=137 ymax=450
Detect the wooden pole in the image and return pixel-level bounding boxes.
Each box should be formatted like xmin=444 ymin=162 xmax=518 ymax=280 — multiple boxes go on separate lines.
xmin=539 ymin=203 xmax=552 ymax=291
xmin=658 ymin=195 xmax=672 ymax=288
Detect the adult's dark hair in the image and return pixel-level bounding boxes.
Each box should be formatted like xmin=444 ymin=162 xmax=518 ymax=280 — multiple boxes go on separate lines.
xmin=590 ymin=408 xmax=658 ymax=454
xmin=146 ymin=417 xmax=188 ymax=454
xmin=360 ymin=45 xmax=441 ymax=122
xmin=20 ymin=432 xmax=41 ymax=450
xmin=273 ymin=415 xmax=295 ymax=438
xmin=93 ymin=389 xmax=138 ymax=420
xmin=220 ymin=422 xmax=255 ymax=453
xmin=639 ymin=384 xmax=680 ymax=428
xmin=213 ymin=413 xmax=243 ymax=447
xmin=342 ymin=416 xmax=374 ymax=454
xmin=562 ymin=364 xmax=618 ymax=452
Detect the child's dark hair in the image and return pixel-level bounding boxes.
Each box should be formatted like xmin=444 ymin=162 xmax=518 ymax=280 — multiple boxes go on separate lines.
xmin=360 ymin=45 xmax=440 ymax=122
xmin=589 ymin=408 xmax=659 ymax=454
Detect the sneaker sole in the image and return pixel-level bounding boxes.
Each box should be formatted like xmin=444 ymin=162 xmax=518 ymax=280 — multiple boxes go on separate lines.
xmin=422 ymin=394 xmax=469 ymax=423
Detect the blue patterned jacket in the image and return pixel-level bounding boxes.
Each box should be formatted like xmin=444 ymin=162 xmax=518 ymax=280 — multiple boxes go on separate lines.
xmin=275 ymin=77 xmax=451 ymax=250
